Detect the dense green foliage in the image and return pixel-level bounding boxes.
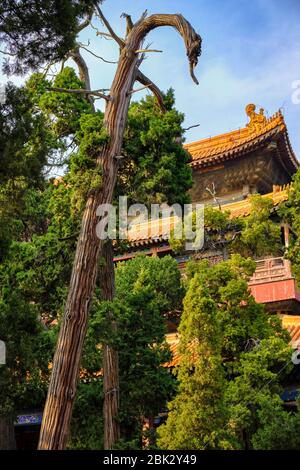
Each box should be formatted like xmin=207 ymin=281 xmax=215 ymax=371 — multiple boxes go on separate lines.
xmin=0 ymin=85 xmax=56 ymax=436
xmin=0 ymin=82 xmax=55 ymax=259
xmin=158 ymin=255 xmax=296 ymax=450
xmin=119 ymin=90 xmax=193 ymax=207
xmin=232 ymin=195 xmax=282 ymax=258
xmin=0 ymin=65 xmax=193 ymax=448
xmin=170 ymin=194 xmax=282 ymax=259
xmin=0 ymin=0 xmax=95 ymax=74
xmin=0 ymin=15 xmax=298 ymax=448
xmin=68 ymin=380 xmax=104 ymax=450
xmin=88 ymin=255 xmax=183 ymax=447
xmin=157 ymin=274 xmax=230 ymax=449
xmin=251 ymin=399 xmax=300 ymax=449
xmin=0 ymin=290 xmax=53 ymax=418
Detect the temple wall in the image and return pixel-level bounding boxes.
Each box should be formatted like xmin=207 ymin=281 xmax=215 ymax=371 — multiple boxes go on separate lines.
xmin=190 ymin=150 xmax=291 ymax=204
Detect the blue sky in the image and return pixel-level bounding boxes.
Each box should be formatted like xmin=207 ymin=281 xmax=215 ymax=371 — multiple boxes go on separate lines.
xmin=1 ymin=0 xmax=300 ymax=157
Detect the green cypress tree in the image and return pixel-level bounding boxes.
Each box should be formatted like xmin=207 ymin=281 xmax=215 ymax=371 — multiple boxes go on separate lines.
xmin=89 ymin=255 xmax=183 ymax=448
xmin=158 ymin=255 xmax=295 ymax=450
xmin=157 ymin=275 xmax=231 ymax=450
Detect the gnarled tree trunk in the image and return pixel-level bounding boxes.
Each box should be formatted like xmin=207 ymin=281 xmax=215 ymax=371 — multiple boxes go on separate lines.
xmin=38 ymin=11 xmax=201 ymax=450
xmin=66 ymin=46 xmax=121 ymax=448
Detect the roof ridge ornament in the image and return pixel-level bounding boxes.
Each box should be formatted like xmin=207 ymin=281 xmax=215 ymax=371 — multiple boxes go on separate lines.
xmin=245 ymin=103 xmax=267 ymax=133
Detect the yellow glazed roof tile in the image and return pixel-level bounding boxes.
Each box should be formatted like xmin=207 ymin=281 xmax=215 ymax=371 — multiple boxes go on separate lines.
xmin=127 ymin=188 xmax=289 ymax=244
xmin=184 ymin=108 xmax=286 ymax=164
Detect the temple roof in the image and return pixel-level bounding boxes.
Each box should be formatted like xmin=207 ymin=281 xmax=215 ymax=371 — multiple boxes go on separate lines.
xmin=184 ymin=105 xmax=299 ymax=175
xmin=125 ymin=187 xmax=289 ymax=247
xmin=282 ymin=315 xmax=300 ymax=348
xmin=220 ymin=185 xmax=288 ymax=218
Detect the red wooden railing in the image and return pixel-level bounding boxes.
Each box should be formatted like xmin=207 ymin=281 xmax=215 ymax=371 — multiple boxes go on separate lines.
xmin=249 ymin=257 xmax=293 ymax=285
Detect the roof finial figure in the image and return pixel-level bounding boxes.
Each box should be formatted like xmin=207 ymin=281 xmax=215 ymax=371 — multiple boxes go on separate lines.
xmin=245 ymin=103 xmax=267 ymax=133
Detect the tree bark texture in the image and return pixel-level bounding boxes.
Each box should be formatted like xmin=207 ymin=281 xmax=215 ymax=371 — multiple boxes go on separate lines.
xmin=99 ymin=241 xmax=120 ymax=449
xmin=38 ymin=12 xmax=201 ymax=450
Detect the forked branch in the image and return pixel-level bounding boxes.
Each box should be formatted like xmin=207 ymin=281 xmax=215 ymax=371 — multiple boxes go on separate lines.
xmin=77 ymin=8 xmax=94 ymax=32
xmin=120 ymin=13 xmax=134 ymax=37
xmin=127 ymin=84 xmax=151 ymax=95
xmin=95 ymin=31 xmax=115 ymax=40
xmin=68 ymin=46 xmax=96 ymax=107
xmin=135 ymin=48 xmax=162 ymax=54
xmin=135 ymin=69 xmax=166 ymax=112
xmin=69 ymin=47 xmax=92 ymax=90
xmin=78 ymin=44 xmax=118 ymax=64
xmin=47 ymin=87 xmax=110 ymax=101
xmin=95 ymin=4 xmax=125 ymax=47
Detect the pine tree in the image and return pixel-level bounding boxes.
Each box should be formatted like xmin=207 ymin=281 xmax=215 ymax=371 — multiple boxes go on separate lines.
xmin=90 ymin=255 xmax=183 ymax=447
xmin=157 ymin=275 xmax=231 ymax=450
xmin=0 ymin=1 xmax=95 ymax=74
xmin=1 ymin=3 xmax=201 ymax=447
xmin=158 ymin=255 xmax=295 ymax=450
xmin=0 ymin=64 xmax=194 ymax=448
xmin=0 ymin=82 xmax=56 ymax=449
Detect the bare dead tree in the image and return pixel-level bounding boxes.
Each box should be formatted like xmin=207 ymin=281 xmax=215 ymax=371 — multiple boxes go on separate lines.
xmin=50 ymin=17 xmax=121 ymax=450
xmin=38 ymin=4 xmax=201 ymax=450
xmin=206 ymin=182 xmax=222 ymax=210
xmin=67 ymin=40 xmax=121 ymax=450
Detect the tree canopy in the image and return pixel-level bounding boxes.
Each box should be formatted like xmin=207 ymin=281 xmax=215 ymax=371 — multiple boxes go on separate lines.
xmin=0 ymin=64 xmax=192 ymax=449
xmin=0 ymin=0 xmax=95 ymax=74
xmin=158 ymin=255 xmax=296 ymax=450
xmin=88 ymin=255 xmax=182 ymax=447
